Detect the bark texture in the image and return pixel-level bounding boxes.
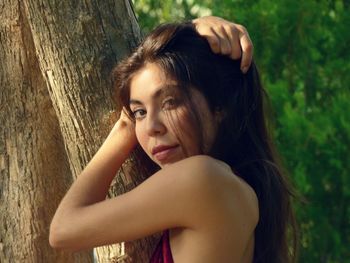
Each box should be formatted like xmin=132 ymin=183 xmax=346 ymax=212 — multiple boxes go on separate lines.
xmin=0 ymin=0 xmax=158 ymax=262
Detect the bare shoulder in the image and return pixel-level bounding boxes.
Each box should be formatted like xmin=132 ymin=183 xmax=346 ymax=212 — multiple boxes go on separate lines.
xmin=160 ymin=155 xmax=259 ymax=229
xmin=161 ymin=154 xmax=230 ymax=180
xmin=163 ymin=155 xmax=259 ymax=262
xmin=166 ymin=155 xmax=257 ymax=202
xmin=158 ymin=155 xmax=231 ymax=197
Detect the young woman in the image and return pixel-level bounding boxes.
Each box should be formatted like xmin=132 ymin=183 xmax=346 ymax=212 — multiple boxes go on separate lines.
xmin=50 ymin=16 xmax=297 ymax=263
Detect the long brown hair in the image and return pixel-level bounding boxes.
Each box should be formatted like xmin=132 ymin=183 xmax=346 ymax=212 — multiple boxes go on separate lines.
xmin=112 ymin=22 xmax=298 ymax=263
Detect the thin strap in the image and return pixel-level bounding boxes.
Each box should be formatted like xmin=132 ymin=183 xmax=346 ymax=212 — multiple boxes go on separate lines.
xmin=149 ymin=230 xmax=174 ymax=263
xmin=162 ymin=230 xmax=173 ymax=262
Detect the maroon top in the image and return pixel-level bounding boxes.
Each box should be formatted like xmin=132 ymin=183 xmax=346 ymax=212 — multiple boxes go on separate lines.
xmin=149 ymin=230 xmax=174 ymax=263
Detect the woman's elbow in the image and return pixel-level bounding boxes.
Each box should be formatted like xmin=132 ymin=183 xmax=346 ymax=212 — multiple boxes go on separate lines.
xmin=49 ymin=221 xmax=68 ymax=249
xmin=49 ymin=234 xmax=64 ymax=250
xmin=49 ymin=221 xmax=80 ymax=251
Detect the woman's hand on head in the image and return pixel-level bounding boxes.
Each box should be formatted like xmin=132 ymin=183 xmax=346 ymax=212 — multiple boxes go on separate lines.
xmin=192 ymin=16 xmax=253 ymax=73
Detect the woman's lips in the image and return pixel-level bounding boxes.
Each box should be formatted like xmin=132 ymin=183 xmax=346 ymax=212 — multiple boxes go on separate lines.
xmin=152 ymin=145 xmax=179 ymax=162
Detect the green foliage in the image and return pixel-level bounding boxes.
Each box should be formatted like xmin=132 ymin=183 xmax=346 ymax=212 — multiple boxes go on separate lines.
xmin=132 ymin=0 xmax=350 ymax=261
xmin=132 ymin=0 xmax=212 ymax=33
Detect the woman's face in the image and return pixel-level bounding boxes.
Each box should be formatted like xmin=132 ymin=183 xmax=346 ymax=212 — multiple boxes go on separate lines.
xmin=129 ymin=63 xmax=219 ymax=168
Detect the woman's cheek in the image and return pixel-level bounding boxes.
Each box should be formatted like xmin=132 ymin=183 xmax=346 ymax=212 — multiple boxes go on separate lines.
xmin=171 ymin=109 xmax=200 ymax=155
xmin=135 ymin=124 xmax=148 ymax=153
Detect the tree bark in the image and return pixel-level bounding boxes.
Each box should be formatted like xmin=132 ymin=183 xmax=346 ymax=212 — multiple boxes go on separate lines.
xmin=0 ymin=0 xmax=157 ymax=262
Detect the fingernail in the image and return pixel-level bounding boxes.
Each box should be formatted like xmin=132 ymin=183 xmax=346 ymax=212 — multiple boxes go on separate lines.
xmin=241 ymin=66 xmax=248 ymax=74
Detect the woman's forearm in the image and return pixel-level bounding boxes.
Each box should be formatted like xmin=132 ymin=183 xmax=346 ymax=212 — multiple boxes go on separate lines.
xmin=50 ymin=115 xmax=136 ymax=246
xmin=61 ymin=133 xmax=130 ymax=206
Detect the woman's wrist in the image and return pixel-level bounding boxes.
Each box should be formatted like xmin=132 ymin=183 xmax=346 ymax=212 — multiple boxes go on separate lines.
xmin=103 ymin=118 xmax=137 ymax=159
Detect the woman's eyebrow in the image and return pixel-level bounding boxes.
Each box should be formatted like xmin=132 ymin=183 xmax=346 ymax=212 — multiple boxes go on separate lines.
xmin=129 ymin=84 xmax=179 ymax=106
xmin=129 ymin=99 xmax=142 ymax=106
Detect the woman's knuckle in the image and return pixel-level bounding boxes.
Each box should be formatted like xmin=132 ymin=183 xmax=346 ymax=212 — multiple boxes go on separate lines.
xmin=245 ymin=42 xmax=254 ymax=52
xmin=230 ymin=26 xmax=239 ymax=35
xmin=236 ymin=24 xmax=247 ymax=33
xmin=222 ymin=45 xmax=231 ymax=54
xmin=223 ymin=24 xmax=233 ymax=34
xmin=208 ymin=38 xmax=220 ymax=51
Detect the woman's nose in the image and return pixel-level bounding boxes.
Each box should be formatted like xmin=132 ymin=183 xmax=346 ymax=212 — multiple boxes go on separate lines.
xmin=146 ymin=112 xmax=166 ymax=136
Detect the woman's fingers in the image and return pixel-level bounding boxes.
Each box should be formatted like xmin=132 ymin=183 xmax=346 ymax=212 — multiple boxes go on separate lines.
xmin=212 ymin=25 xmax=233 ymax=56
xmin=214 ymin=22 xmax=253 ymax=73
xmin=202 ymin=32 xmax=221 ymax=54
xmin=193 ymin=16 xmax=254 ymax=73
xmin=224 ymin=25 xmax=241 ymax=60
xmin=236 ymin=25 xmax=253 ymax=73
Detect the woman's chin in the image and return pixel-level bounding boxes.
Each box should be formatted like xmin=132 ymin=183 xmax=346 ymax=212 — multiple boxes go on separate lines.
xmin=152 ymin=145 xmax=182 ymax=167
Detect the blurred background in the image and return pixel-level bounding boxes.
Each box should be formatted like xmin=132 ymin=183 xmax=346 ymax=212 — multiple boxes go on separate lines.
xmin=132 ymin=0 xmax=350 ymax=262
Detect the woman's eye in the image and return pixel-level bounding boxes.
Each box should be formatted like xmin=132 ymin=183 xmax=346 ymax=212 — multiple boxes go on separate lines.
xmin=132 ymin=109 xmax=146 ymax=119
xmin=162 ymin=98 xmax=179 ymax=110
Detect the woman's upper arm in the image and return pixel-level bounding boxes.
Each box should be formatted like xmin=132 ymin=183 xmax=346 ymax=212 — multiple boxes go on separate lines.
xmin=51 ymin=155 xmax=218 ymax=251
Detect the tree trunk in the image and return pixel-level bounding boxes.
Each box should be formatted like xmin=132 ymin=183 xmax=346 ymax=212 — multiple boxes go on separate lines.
xmin=0 ymin=0 xmax=157 ymax=262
